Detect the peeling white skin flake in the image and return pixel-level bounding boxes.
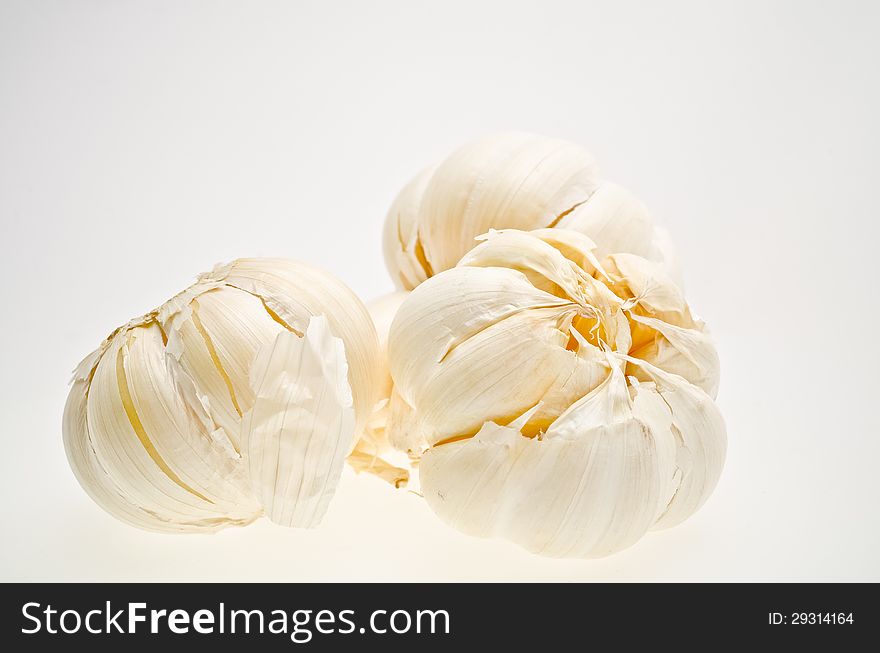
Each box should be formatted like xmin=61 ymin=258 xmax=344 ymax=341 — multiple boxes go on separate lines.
xmin=387 ymin=228 xmax=726 ymax=558
xmin=63 ymin=258 xmax=382 ymax=532
xmin=382 ymin=132 xmax=680 ymax=291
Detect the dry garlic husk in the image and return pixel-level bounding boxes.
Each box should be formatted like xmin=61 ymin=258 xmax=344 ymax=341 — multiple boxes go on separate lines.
xmin=387 ymin=229 xmax=726 ymax=557
xmin=383 ymin=132 xmax=679 ymax=290
xmin=63 ymin=258 xmax=381 ymax=533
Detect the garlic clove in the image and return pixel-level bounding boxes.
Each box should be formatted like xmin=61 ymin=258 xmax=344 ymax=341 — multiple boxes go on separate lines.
xmin=84 ymin=327 xmax=259 ymax=528
xmin=603 ymin=253 xmax=693 ymax=324
xmin=389 ymin=266 xmax=573 ymax=392
xmin=404 ymin=304 xmax=578 ymax=447
xmin=63 ymin=374 xmax=233 ymax=533
xmin=389 ymin=267 xmax=583 ymax=445
xmin=459 ymin=228 xmax=591 ymax=299
xmin=627 ymin=312 xmax=720 ymax=398
xmin=525 ymin=227 xmax=607 ymax=278
xmin=515 ymin=346 xmax=610 ymax=437
xmin=166 ymin=288 xmax=286 ymax=452
xmin=598 ymin=253 xmax=720 ymax=397
xmin=419 ymin=132 xmax=600 ymax=276
xmin=119 ymin=324 xmax=256 ymax=512
xmin=460 ymin=228 xmax=626 ymax=316
xmin=556 ymin=181 xmax=657 ymax=262
xmin=382 ymin=165 xmax=437 ymax=290
xmin=625 ymin=358 xmax=727 ymax=529
xmin=240 ymin=318 xmax=355 ymax=528
xmin=419 ymin=361 xmax=679 ymax=558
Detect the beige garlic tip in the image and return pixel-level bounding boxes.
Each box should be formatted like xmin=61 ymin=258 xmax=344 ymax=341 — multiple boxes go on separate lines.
xmin=382 ymin=132 xmax=679 ymax=291
xmin=63 ymin=258 xmax=381 ymax=533
xmin=386 ymin=229 xmax=726 ymax=558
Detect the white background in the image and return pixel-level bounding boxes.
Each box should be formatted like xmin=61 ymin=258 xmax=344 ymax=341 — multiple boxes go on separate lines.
xmin=1 ymin=0 xmax=878 ymax=581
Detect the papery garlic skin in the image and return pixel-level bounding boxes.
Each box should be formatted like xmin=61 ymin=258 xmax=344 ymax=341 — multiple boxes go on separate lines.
xmin=387 ymin=229 xmax=725 ymax=557
xmin=383 ymin=132 xmax=678 ymax=290
xmin=63 ymin=258 xmax=380 ymax=533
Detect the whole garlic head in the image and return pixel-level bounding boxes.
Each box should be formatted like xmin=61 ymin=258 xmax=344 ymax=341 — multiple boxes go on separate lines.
xmin=387 ymin=229 xmax=726 ymax=558
xmin=383 ymin=132 xmax=679 ymax=290
xmin=63 ymin=258 xmax=380 ymax=533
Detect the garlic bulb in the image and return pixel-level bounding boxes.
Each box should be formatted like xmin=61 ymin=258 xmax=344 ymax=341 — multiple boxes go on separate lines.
xmin=63 ymin=258 xmax=380 ymax=533
xmin=383 ymin=132 xmax=679 ymax=290
xmin=387 ymin=229 xmax=726 ymax=557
